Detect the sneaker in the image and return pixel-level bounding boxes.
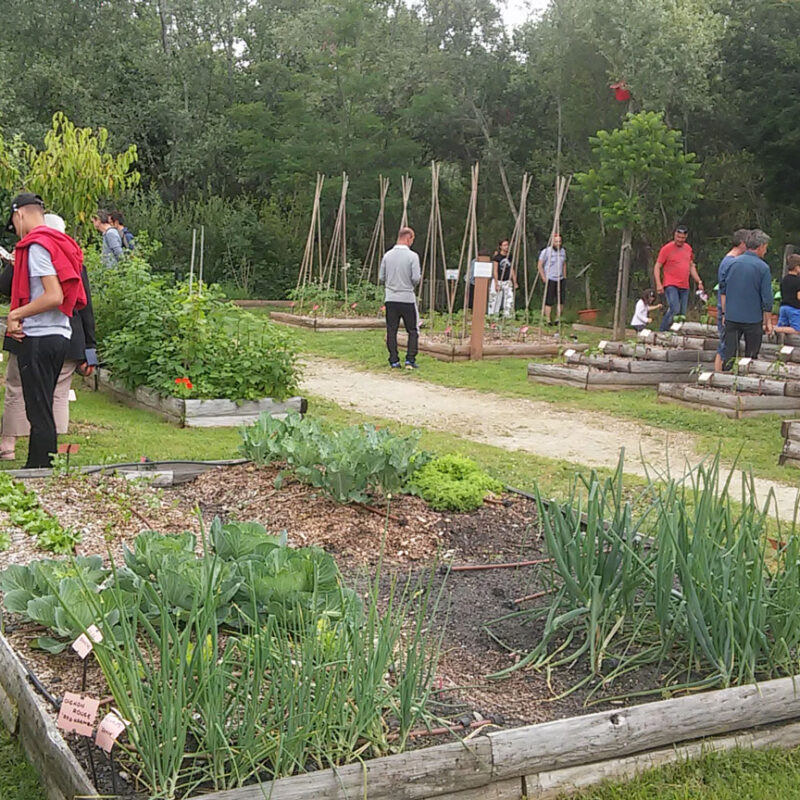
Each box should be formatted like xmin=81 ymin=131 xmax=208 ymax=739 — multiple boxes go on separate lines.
xmin=405 ymin=360 xmax=419 ymax=370
xmin=390 ymin=362 xmax=402 ymax=369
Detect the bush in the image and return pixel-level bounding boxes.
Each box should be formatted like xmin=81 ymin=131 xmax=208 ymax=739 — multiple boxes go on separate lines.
xmin=407 ymin=454 xmax=503 ymax=511
xmin=88 ymin=249 xmax=300 ymax=400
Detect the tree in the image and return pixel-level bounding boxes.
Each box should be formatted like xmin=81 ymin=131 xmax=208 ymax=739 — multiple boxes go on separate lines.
xmin=576 ymin=111 xmax=702 ymax=338
xmin=0 ymin=112 xmax=140 ymax=240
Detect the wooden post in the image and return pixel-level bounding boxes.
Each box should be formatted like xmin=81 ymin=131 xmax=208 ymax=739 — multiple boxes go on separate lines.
xmin=470 ymin=254 xmax=491 ymax=360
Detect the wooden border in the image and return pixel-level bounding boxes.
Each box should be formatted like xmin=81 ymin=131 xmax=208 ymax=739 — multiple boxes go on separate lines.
xmin=399 ymin=333 xmax=584 ymax=362
xmin=659 ymin=382 xmax=800 ymax=419
xmin=92 ymin=369 xmax=307 ymax=427
xmin=0 ymin=633 xmax=95 ymax=800
xmin=269 ymin=311 xmax=385 ymax=331
xmin=528 ymin=363 xmax=697 ymax=391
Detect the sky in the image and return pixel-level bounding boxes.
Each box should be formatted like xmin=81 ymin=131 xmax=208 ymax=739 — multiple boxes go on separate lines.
xmin=500 ymin=0 xmax=550 ymax=30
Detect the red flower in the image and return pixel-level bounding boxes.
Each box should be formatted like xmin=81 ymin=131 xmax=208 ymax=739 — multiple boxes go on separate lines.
xmin=175 ymin=377 xmax=193 ymax=390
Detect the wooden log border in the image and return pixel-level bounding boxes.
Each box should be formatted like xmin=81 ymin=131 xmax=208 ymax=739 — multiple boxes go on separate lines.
xmin=92 ymin=369 xmax=307 ymax=427
xmin=269 ymin=311 xmax=385 ymax=331
xmin=528 ymin=363 xmax=695 ymax=391
xmin=398 ymin=333 xmax=584 ymax=362
xmin=659 ymin=382 xmax=800 ymax=419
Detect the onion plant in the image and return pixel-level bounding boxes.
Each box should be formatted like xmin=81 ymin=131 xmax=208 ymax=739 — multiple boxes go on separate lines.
xmin=486 ymin=454 xmax=800 ymax=702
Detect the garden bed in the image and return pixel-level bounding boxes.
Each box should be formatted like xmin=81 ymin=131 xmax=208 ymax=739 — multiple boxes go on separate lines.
xmin=5 ymin=457 xmax=800 ymax=800
xmin=397 ymin=331 xmax=583 ymax=362
xmin=527 ymin=359 xmax=698 ymax=390
xmin=779 ymin=419 xmax=800 ymax=468
xmin=658 ymin=381 xmax=800 ymax=418
xmin=90 ymin=368 xmax=307 ymax=427
xmin=269 ymin=310 xmax=385 ymax=331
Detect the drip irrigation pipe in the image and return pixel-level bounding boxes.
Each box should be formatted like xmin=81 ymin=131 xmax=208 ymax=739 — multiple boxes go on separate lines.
xmin=445 ymin=558 xmax=553 ymax=574
xmin=19 ymin=657 xmax=61 ymax=711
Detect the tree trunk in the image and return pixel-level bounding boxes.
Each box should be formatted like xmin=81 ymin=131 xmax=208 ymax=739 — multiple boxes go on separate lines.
xmin=613 ymin=227 xmax=633 ymax=340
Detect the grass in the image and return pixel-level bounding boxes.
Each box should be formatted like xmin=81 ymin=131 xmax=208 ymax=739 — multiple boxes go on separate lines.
xmin=0 ymin=726 xmax=45 ymax=800
xmin=566 ymin=746 xmax=800 ymax=799
xmin=285 ymin=326 xmax=794 ymax=484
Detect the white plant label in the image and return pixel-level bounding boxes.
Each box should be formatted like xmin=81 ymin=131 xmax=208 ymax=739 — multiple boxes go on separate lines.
xmin=698 ymin=372 xmax=713 ymax=383
xmin=598 ymin=340 xmax=608 ymax=350
xmin=71 ymin=624 xmax=104 ymax=659
xmin=781 ymin=346 xmax=794 ymax=356
xmin=564 ymin=348 xmax=576 ymax=358
xmin=738 ymin=357 xmax=752 ymax=367
xmin=445 ymin=269 xmax=459 ymax=281
xmin=68 ymin=389 xmax=77 ymax=402
xmin=670 ymin=322 xmax=683 ymax=332
xmin=638 ymin=329 xmax=651 ymax=339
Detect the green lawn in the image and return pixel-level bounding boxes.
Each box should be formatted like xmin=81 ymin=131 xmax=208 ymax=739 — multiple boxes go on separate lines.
xmin=285 ymin=326 xmax=795 ymax=484
xmin=0 ymin=727 xmax=45 ymax=800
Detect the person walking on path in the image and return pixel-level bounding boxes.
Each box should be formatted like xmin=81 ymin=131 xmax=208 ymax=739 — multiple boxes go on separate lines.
xmin=4 ymin=193 xmax=86 ymax=468
xmin=714 ymin=229 xmax=749 ymax=371
xmin=775 ymin=254 xmax=800 ymax=334
xmin=0 ymin=214 xmax=98 ymax=461
xmin=720 ymin=229 xmax=773 ymax=370
xmin=379 ymin=226 xmax=421 ymax=369
xmin=92 ymin=210 xmax=124 ymax=265
xmin=537 ymin=233 xmax=566 ymax=324
xmin=654 ymin=225 xmax=704 ymax=330
xmin=489 ymin=239 xmax=516 ymax=318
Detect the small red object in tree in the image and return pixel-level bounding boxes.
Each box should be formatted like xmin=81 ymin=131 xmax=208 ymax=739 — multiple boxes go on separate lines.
xmin=610 ymin=81 xmax=631 ymax=102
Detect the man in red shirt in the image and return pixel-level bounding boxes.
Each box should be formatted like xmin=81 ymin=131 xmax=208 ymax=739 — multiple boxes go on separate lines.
xmin=653 ymin=225 xmax=704 ymax=331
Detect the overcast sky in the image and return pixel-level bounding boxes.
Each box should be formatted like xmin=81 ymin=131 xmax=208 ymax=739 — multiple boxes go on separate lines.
xmin=500 ymin=0 xmax=550 ymax=30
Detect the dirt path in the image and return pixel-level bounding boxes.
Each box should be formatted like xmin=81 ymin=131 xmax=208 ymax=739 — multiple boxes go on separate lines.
xmin=301 ymin=358 xmax=800 ymax=518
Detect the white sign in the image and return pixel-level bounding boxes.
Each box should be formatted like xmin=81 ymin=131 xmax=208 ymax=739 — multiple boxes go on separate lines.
xmin=670 ymin=322 xmax=683 ymax=332
xmin=564 ymin=348 xmax=576 ymax=358
xmin=738 ymin=357 xmax=752 ymax=367
xmin=781 ymin=346 xmax=794 ymax=356
xmin=638 ymin=329 xmax=652 ymax=339
xmin=698 ymin=372 xmax=713 ymax=383
xmin=472 ymin=260 xmax=493 ymax=279
xmin=445 ymin=269 xmax=459 ymax=281
xmin=598 ymin=340 xmax=608 ymax=350
xmin=68 ymin=389 xmax=77 ymax=402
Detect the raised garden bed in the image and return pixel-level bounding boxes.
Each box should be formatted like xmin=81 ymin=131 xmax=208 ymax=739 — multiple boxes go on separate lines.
xmin=659 ymin=380 xmax=800 ymax=418
xmin=397 ymin=331 xmax=584 ymax=362
xmin=90 ymin=368 xmax=307 ymax=427
xmin=779 ymin=419 xmax=800 ymax=468
xmin=269 ymin=310 xmax=385 ymax=331
xmin=4 ymin=464 xmax=800 ymax=800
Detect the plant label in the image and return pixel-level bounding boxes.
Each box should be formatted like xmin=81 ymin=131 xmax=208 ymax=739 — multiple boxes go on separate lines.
xmin=68 ymin=389 xmax=77 ymax=402
xmin=638 ymin=329 xmax=651 ymax=339
xmin=563 ymin=348 xmax=576 ymax=358
xmin=598 ymin=340 xmax=608 ymax=350
xmin=670 ymin=322 xmax=683 ymax=332
xmin=57 ymin=692 xmax=99 ymax=738
xmin=781 ymin=346 xmax=794 ymax=356
xmin=71 ymin=625 xmax=103 ymax=659
xmin=698 ymin=372 xmax=713 ymax=383
xmin=95 ymin=711 xmax=128 ymax=753
xmin=738 ymin=357 xmax=752 ymax=367
xmin=445 ymin=269 xmax=459 ymax=281
xmin=520 ymin=326 xmax=529 ymax=334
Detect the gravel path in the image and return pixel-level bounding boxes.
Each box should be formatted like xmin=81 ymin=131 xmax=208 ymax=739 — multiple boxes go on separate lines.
xmin=301 ymin=358 xmax=800 ymax=519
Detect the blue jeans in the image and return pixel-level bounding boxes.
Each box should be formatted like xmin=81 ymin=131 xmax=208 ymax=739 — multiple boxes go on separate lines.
xmin=659 ymin=286 xmax=689 ymax=331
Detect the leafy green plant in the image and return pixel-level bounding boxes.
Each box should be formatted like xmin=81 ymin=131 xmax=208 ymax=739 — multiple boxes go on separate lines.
xmin=88 ymin=251 xmax=300 ymax=401
xmin=0 ymin=473 xmax=81 ymax=554
xmin=240 ymin=411 xmax=428 ymax=503
xmin=406 ymin=454 xmax=502 ymax=511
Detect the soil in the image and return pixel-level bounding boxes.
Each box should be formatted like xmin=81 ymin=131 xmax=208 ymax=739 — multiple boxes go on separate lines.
xmin=0 ymin=465 xmax=665 ymax=798
xmin=300 ymin=357 xmax=800 ymax=520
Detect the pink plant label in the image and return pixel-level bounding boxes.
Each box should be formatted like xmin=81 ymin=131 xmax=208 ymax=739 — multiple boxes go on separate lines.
xmin=95 ymin=711 xmax=128 ymax=753
xmin=57 ymin=693 xmax=99 ymax=738
xmin=520 ymin=326 xmax=529 ymax=334
xmin=71 ymin=625 xmax=103 ymax=659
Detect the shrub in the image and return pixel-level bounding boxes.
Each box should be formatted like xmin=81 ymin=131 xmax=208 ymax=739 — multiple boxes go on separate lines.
xmin=407 ymin=454 xmax=503 ymax=511
xmin=88 ymin=250 xmax=300 ymax=400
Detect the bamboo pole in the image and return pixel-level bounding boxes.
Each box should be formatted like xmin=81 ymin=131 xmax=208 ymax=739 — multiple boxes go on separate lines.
xmin=188 ymin=227 xmax=196 ymax=296
xmin=400 ymin=173 xmax=412 ymax=230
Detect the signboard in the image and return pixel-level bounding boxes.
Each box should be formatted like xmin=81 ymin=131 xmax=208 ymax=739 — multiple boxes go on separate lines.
xmin=781 ymin=346 xmax=794 ymax=356
xmin=57 ymin=693 xmax=99 ymax=738
xmin=472 ymin=260 xmax=493 ymax=279
xmin=445 ymin=269 xmax=459 ymax=281
xmin=698 ymin=372 xmax=713 ymax=383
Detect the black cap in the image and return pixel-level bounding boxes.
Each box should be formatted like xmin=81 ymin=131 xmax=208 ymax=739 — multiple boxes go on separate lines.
xmin=675 ymin=224 xmax=689 ymax=234
xmin=6 ymin=192 xmax=44 ymax=233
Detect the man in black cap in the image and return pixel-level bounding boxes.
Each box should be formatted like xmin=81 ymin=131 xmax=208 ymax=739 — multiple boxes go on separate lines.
xmin=4 ymin=193 xmax=86 ymax=468
xmin=653 ymin=225 xmax=704 ymax=331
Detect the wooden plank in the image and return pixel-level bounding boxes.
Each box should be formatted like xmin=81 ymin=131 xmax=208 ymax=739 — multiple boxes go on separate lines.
xmin=781 ymin=420 xmax=800 ymax=440
xmin=434 ymin=777 xmax=523 ymax=800
xmin=195 ymin=738 xmax=493 ymax=800
xmin=0 ymin=678 xmax=18 ymax=733
xmin=489 ymin=674 xmax=800 ymax=779
xmin=528 ymin=720 xmax=800 ymax=799
xmin=184 ymin=397 xmax=305 ymax=419
xmin=782 ymin=440 xmax=800 ymax=461
xmin=659 ymin=394 xmax=738 ymax=418
xmin=664 ymin=350 xmax=715 ymax=362
xmin=628 ymin=361 xmax=694 ymax=374
xmin=0 ymin=634 xmax=95 ymax=800
xmin=738 ymin=395 xmax=800 ymax=411
xmin=708 ymin=374 xmax=787 ymax=396
xmin=528 ymin=364 xmax=589 ymax=386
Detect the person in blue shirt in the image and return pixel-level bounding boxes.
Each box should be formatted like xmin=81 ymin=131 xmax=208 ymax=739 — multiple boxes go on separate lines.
xmin=719 ymin=229 xmax=774 ymax=370
xmin=714 ymin=229 xmax=749 ymax=371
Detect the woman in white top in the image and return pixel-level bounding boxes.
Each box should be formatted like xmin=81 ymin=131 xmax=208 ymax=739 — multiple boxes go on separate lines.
xmin=630 ymin=288 xmax=662 ymax=332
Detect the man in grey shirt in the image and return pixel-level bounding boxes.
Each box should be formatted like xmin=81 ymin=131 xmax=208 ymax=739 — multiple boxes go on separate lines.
xmin=379 ymin=227 xmax=421 ymax=369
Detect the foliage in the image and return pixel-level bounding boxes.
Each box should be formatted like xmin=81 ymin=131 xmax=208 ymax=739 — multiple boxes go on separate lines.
xmin=240 ymin=411 xmax=428 ymax=503
xmin=87 ymin=250 xmax=299 ymax=400
xmin=5 ymin=523 xmax=442 ymax=798
xmin=0 ymin=472 xmax=81 ymax=554
xmin=289 ymin=281 xmax=384 ymax=316
xmin=486 ymin=455 xmax=800 ymax=698
xmin=0 ymin=112 xmax=139 ymax=240
xmin=575 ymin=111 xmax=702 ymax=240
xmin=407 ymin=454 xmax=502 ymax=511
